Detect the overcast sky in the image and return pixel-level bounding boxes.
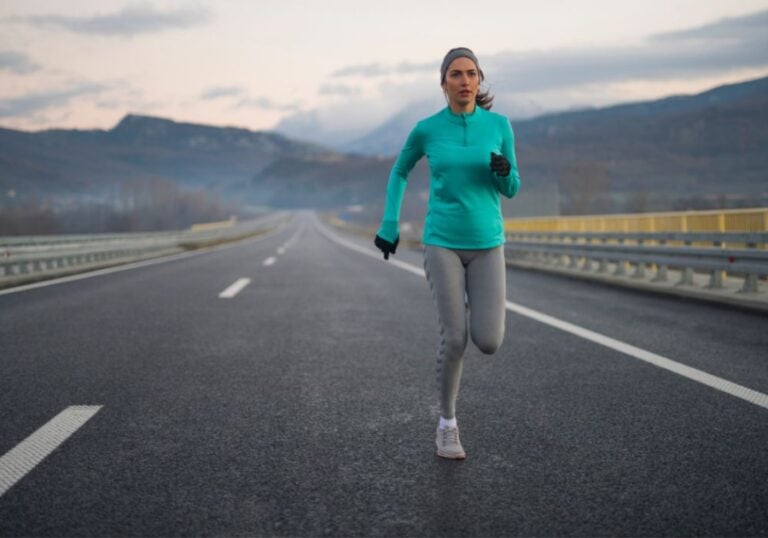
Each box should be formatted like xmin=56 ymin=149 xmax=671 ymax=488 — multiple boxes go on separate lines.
xmin=1 ymin=0 xmax=767 ymax=138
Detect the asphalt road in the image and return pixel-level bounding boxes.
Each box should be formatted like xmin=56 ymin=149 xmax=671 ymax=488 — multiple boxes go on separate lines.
xmin=1 ymin=210 xmax=766 ymax=537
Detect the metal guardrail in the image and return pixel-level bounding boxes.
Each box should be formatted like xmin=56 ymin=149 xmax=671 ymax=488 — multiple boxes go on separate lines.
xmin=505 ymin=207 xmax=768 ymax=234
xmin=0 ymin=215 xmax=283 ymax=280
xmin=505 ymin=232 xmax=768 ymax=293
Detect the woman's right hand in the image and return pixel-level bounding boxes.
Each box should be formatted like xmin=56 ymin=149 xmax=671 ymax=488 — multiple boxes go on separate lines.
xmin=374 ymin=234 xmax=399 ymax=260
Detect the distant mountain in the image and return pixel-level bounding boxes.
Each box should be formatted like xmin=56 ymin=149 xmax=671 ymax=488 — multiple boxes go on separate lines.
xmin=273 ymin=109 xmax=370 ymax=150
xmin=344 ymin=96 xmax=546 ymax=156
xmin=343 ymin=76 xmax=768 ymax=158
xmin=1 ymin=75 xmax=767 ymax=222
xmin=342 ymin=99 xmax=438 ymax=156
xmin=0 ymin=114 xmax=340 ymax=206
xmin=512 ymin=75 xmax=768 ymax=208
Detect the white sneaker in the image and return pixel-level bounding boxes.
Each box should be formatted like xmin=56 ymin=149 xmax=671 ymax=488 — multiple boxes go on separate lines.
xmin=436 ymin=426 xmax=466 ymax=459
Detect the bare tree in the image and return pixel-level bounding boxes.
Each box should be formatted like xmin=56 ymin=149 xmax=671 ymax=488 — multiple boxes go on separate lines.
xmin=558 ymin=162 xmax=612 ymax=215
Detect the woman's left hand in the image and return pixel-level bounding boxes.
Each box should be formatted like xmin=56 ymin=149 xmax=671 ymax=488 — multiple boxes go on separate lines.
xmin=374 ymin=234 xmax=399 ymax=260
xmin=490 ymin=152 xmax=511 ymax=177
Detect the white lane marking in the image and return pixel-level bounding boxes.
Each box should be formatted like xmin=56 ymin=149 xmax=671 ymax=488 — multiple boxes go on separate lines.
xmin=263 ymin=257 xmax=276 ymax=267
xmin=277 ymin=224 xmax=305 ymax=255
xmin=219 ymin=278 xmax=251 ymax=298
xmin=504 ymin=301 xmax=768 ymax=410
xmin=315 ymin=222 xmax=423 ymax=277
xmin=0 ymin=406 xmax=102 ymax=497
xmin=317 ymin=219 xmax=768 ymax=412
xmin=0 ymin=217 xmax=288 ymax=297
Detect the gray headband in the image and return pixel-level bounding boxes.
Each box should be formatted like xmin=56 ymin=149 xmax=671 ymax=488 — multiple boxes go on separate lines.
xmin=440 ymin=47 xmax=481 ymax=83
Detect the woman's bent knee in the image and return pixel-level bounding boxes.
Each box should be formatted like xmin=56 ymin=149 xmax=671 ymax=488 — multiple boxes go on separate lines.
xmin=473 ymin=331 xmax=504 ymax=355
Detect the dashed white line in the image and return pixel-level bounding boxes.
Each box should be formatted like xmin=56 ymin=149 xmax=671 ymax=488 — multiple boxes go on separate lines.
xmin=316 ymin=219 xmax=768 ymax=412
xmin=0 ymin=405 xmax=102 ymax=497
xmin=276 ymin=224 xmax=305 ymax=256
xmin=219 ymin=278 xmax=251 ymax=298
xmin=263 ymin=257 xmax=276 ymax=267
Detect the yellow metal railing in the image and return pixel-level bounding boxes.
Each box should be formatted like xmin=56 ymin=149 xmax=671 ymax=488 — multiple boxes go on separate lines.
xmin=505 ymin=208 xmax=768 ymax=233
xmin=189 ymin=216 xmax=237 ymax=231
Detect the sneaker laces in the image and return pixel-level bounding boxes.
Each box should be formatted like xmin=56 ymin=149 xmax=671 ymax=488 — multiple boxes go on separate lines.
xmin=441 ymin=427 xmax=459 ymax=446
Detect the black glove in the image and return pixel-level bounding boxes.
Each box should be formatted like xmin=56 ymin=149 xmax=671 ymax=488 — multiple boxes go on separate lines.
xmin=490 ymin=152 xmax=511 ymax=177
xmin=374 ymin=234 xmax=399 ymax=260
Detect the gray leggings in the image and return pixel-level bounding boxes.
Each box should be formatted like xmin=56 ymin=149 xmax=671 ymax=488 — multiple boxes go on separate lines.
xmin=423 ymin=245 xmax=507 ymax=419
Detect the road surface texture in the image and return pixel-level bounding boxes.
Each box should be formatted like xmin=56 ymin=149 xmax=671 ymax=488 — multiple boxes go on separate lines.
xmin=1 ymin=211 xmax=766 ymax=537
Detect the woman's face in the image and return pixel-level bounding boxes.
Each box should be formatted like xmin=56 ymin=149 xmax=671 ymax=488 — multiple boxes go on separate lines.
xmin=441 ymin=56 xmax=480 ymax=111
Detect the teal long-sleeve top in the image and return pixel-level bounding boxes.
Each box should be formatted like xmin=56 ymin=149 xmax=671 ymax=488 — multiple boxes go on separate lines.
xmin=377 ymin=105 xmax=521 ymax=249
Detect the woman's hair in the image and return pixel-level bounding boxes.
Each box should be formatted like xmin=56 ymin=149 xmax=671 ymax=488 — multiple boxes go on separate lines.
xmin=440 ymin=47 xmax=494 ymax=110
xmin=475 ymin=81 xmax=494 ymax=110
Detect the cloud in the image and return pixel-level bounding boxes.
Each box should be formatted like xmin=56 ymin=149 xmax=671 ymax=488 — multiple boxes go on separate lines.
xmin=394 ymin=61 xmax=433 ymax=75
xmin=485 ymin=9 xmax=768 ymax=93
xmin=0 ymin=84 xmax=108 ymax=118
xmin=652 ymin=9 xmax=768 ymax=42
xmin=330 ymin=60 xmax=434 ymax=79
xmin=234 ymin=97 xmax=299 ymax=112
xmin=288 ymin=8 xmax=768 ymax=149
xmin=2 ymin=4 xmax=212 ymax=37
xmin=326 ymin=9 xmax=768 ymax=94
xmin=330 ymin=63 xmax=389 ymax=78
xmin=201 ymin=86 xmax=245 ymax=100
xmin=0 ymin=50 xmax=40 ymax=74
xmin=318 ymin=83 xmax=361 ymax=96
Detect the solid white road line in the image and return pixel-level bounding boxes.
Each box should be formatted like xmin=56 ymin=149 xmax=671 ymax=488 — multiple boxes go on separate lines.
xmin=219 ymin=278 xmax=251 ymax=298
xmin=284 ymin=224 xmax=305 ymax=249
xmin=316 ymin=220 xmax=768 ymax=412
xmin=315 ymin=222 xmax=424 ymax=277
xmin=504 ymin=301 xmax=768 ymax=410
xmin=263 ymin=257 xmax=276 ymax=267
xmin=0 ymin=405 xmax=102 ymax=497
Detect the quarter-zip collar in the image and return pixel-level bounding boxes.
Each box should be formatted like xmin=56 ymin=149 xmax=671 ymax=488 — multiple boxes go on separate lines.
xmin=442 ymin=105 xmax=483 ymax=125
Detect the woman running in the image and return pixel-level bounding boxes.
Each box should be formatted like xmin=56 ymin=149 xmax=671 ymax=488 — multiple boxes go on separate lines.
xmin=374 ymin=47 xmax=521 ymax=460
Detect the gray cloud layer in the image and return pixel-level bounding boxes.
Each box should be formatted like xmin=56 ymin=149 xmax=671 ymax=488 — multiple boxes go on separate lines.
xmin=0 ymin=50 xmax=40 ymax=74
xmin=235 ymin=97 xmax=299 ymax=112
xmin=318 ymin=83 xmax=361 ymax=96
xmin=0 ymin=84 xmax=108 ymax=118
xmin=329 ymin=9 xmax=768 ymax=92
xmin=330 ymin=60 xmax=433 ymax=78
xmin=201 ymin=86 xmax=245 ymax=100
xmin=652 ymin=9 xmax=768 ymax=41
xmin=2 ymin=4 xmax=211 ymax=36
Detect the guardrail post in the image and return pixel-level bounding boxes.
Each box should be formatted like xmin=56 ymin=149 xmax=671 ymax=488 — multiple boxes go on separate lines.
xmin=706 ymin=239 xmax=725 ymax=289
xmin=631 ymin=240 xmax=646 ymax=278
xmin=567 ymin=235 xmax=579 ymax=268
xmin=739 ymin=274 xmax=759 ymax=293
xmin=706 ymin=270 xmax=724 ymax=289
xmin=554 ymin=248 xmax=565 ymax=267
xmin=652 ymin=239 xmax=668 ymax=282
xmin=581 ymin=237 xmax=593 ymax=271
xmin=675 ymin=240 xmax=695 ymax=286
xmin=533 ymin=235 xmax=546 ymax=264
xmin=738 ymin=239 xmax=760 ymax=293
xmin=613 ymin=239 xmax=627 ymax=276
xmin=676 ymin=267 xmax=695 ymax=286
xmin=597 ymin=238 xmax=608 ymax=273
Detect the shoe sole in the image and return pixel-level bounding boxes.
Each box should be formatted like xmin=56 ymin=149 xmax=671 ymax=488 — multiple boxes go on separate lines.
xmin=437 ymin=449 xmax=466 ymax=460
